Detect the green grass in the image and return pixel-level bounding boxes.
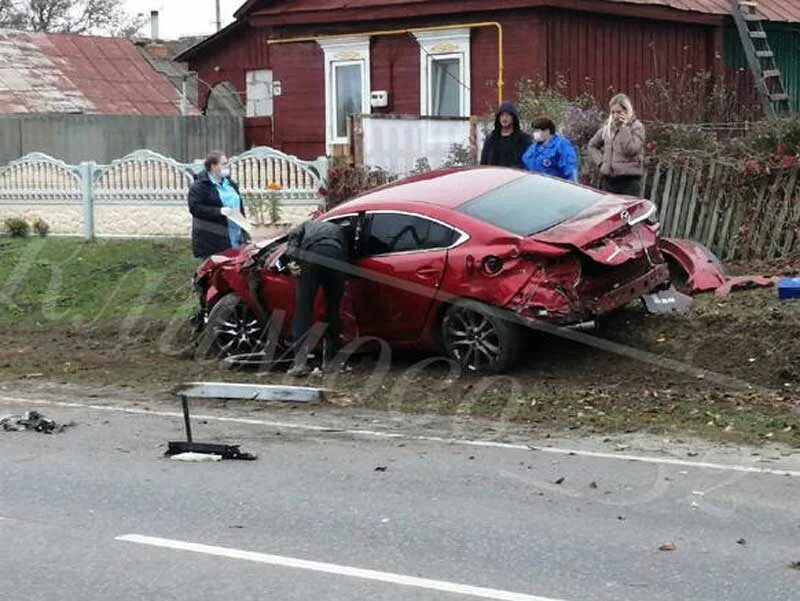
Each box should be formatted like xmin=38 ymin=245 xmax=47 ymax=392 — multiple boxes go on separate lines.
xmin=1 ymin=236 xmax=798 ymax=447
xmin=0 ymin=237 xmax=197 ymax=330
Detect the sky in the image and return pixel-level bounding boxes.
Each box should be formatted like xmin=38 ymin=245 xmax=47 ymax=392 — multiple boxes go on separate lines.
xmin=124 ymin=0 xmax=242 ymax=39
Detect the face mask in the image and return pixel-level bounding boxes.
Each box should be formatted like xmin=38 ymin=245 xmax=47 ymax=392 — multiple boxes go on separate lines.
xmin=220 ymin=167 xmax=231 ymax=178
xmin=533 ymin=130 xmax=544 ymax=142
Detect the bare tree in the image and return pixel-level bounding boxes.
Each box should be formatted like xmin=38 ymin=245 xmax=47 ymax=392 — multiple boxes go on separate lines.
xmin=1 ymin=0 xmax=145 ymax=36
xmin=0 ymin=0 xmax=26 ymax=28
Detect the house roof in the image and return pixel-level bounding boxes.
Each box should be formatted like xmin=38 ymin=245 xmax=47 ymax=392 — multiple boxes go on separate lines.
xmin=174 ymin=21 xmax=243 ymax=62
xmin=0 ymin=29 xmax=199 ymax=115
xmin=613 ymin=1 xmax=800 ymax=22
xmin=244 ymin=0 xmax=800 ymax=23
xmin=179 ymin=0 xmax=800 ymax=63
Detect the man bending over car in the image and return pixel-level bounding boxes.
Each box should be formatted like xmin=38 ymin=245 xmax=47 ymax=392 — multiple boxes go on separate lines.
xmin=285 ymin=220 xmax=350 ymax=376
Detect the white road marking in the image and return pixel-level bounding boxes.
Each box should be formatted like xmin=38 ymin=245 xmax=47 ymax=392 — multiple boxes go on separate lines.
xmin=116 ymin=534 xmax=569 ymax=601
xmin=2 ymin=395 xmax=799 ymax=477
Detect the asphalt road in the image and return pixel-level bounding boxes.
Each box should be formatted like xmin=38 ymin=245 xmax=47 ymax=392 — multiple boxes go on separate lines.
xmin=1 ymin=391 xmax=799 ymax=601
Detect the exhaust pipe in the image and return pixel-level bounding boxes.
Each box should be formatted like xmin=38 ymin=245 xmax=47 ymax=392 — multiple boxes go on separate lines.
xmin=567 ymin=320 xmax=597 ymax=332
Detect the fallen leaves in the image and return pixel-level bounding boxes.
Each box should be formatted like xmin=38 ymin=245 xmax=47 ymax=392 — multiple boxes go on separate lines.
xmin=658 ymin=543 xmax=677 ymax=552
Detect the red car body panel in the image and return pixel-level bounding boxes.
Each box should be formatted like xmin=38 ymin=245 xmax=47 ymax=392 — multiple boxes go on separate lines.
xmin=658 ymin=238 xmax=727 ymax=294
xmin=194 ymin=168 xmax=726 ymax=353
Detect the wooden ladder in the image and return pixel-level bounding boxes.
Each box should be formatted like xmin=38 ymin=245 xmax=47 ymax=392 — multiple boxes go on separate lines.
xmin=731 ymin=0 xmax=791 ymax=118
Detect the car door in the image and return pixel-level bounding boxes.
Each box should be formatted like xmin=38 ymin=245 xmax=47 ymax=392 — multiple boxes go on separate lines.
xmin=348 ymin=211 xmax=459 ymax=343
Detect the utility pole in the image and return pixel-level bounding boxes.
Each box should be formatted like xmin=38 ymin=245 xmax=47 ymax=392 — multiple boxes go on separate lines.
xmin=216 ymin=0 xmax=222 ymax=31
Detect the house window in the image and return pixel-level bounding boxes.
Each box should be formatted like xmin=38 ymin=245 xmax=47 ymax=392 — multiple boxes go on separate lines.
xmin=318 ymin=37 xmax=371 ymax=149
xmin=246 ymin=69 xmax=273 ymax=117
xmin=334 ymin=63 xmax=363 ymax=139
xmin=414 ymin=29 xmax=471 ymax=117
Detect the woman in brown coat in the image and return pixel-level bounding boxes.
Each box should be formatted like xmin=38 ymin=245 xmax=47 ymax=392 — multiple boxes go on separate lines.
xmin=588 ymin=93 xmax=646 ymax=196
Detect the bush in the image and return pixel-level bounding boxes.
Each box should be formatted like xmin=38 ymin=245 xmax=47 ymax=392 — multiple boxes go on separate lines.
xmin=410 ymin=157 xmax=431 ymax=175
xmin=636 ymin=66 xmax=758 ymax=124
xmin=32 ymin=217 xmax=50 ymax=237
xmin=647 ymin=123 xmax=721 ymax=157
xmin=740 ymin=115 xmax=800 ymax=157
xmin=319 ymin=158 xmax=396 ymax=209
xmin=441 ymin=144 xmax=475 ymax=168
xmin=515 ymin=74 xmax=572 ymax=128
xmin=562 ymin=105 xmax=605 ymax=150
xmin=4 ymin=217 xmax=30 ymax=238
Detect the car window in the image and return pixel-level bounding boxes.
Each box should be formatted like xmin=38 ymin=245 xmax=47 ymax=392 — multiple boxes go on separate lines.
xmin=364 ymin=213 xmax=458 ymax=256
xmin=456 ymin=174 xmax=600 ymax=236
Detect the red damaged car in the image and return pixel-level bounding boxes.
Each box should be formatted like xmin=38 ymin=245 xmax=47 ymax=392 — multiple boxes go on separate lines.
xmin=193 ymin=167 xmax=723 ymax=373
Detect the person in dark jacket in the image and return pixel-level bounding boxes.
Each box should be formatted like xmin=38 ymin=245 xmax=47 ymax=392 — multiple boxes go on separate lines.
xmin=479 ymin=101 xmax=532 ymax=169
xmin=187 ymin=151 xmax=246 ymax=259
xmin=285 ymin=220 xmax=350 ymax=376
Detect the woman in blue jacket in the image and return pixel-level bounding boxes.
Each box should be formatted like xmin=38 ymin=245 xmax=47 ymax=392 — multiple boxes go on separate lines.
xmin=521 ymin=117 xmax=578 ymax=182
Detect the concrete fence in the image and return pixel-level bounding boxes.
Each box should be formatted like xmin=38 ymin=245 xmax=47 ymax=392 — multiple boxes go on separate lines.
xmin=0 ymin=147 xmax=329 ymax=239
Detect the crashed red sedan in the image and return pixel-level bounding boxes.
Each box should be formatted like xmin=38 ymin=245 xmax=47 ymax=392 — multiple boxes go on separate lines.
xmin=193 ymin=167 xmax=722 ymax=372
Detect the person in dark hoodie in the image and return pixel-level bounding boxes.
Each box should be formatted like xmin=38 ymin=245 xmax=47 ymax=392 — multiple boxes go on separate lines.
xmin=187 ymin=151 xmax=246 ymax=259
xmin=480 ymin=101 xmax=532 ymax=169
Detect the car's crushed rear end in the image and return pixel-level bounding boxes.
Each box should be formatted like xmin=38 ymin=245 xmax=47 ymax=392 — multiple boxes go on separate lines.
xmin=509 ymin=196 xmax=670 ymax=323
xmin=455 ymin=175 xmax=676 ymax=325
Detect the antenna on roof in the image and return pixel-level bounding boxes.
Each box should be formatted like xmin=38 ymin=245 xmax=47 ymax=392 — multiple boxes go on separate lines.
xmin=216 ymin=0 xmax=222 ymax=31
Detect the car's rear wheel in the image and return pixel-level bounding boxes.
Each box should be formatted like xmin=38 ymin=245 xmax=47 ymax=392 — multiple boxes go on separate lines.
xmin=197 ymin=293 xmax=265 ymax=359
xmin=441 ymin=300 xmax=523 ymax=374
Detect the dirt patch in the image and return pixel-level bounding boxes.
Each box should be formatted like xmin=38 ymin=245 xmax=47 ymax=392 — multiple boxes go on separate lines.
xmin=2 ymin=280 xmax=799 ymax=446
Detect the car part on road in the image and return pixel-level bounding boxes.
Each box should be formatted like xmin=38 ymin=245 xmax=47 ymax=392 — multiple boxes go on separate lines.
xmin=172 ymin=382 xmax=326 ymax=404
xmin=165 ymin=441 xmax=256 ymax=461
xmin=441 ymin=299 xmax=522 ymax=373
xmin=170 ymin=451 xmax=223 ymax=462
xmin=166 ymin=382 xmax=328 ymax=461
xmin=166 ymin=392 xmax=258 ymax=461
xmin=0 ymin=411 xmax=70 ymax=434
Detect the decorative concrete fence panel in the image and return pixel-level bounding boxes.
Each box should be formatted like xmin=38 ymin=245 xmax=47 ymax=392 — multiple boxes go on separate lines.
xmin=229 ymin=147 xmax=327 ymax=225
xmin=0 ymin=153 xmax=86 ymax=235
xmin=92 ymin=150 xmax=196 ymax=237
xmin=0 ymin=147 xmax=329 ymax=239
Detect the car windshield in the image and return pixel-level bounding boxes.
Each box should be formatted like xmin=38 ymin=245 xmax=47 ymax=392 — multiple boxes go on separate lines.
xmin=456 ymin=174 xmax=601 ymax=236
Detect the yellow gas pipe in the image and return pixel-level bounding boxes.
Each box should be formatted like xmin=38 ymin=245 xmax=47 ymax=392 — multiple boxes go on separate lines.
xmin=267 ymin=22 xmax=505 ymax=106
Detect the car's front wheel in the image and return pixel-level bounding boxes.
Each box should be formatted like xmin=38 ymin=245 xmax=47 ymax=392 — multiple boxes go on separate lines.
xmin=441 ymin=299 xmax=523 ymax=374
xmin=196 ymin=293 xmax=265 ymax=359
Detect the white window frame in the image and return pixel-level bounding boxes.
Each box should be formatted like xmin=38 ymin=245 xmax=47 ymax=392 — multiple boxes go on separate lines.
xmin=318 ymin=37 xmax=371 ymax=151
xmin=414 ymin=29 xmax=471 ymax=118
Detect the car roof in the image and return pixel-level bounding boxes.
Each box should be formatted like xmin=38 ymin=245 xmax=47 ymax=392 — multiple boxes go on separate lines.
xmin=335 ymin=167 xmax=525 ymax=211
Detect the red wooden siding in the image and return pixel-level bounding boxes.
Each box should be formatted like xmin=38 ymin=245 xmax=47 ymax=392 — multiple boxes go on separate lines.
xmin=370 ymin=35 xmax=420 ymax=114
xmin=185 ymin=5 xmax=728 ymax=157
xmin=471 ymin=16 xmax=548 ymax=115
xmin=191 ymin=24 xmax=271 ymax=111
xmin=544 ymin=9 xmax=718 ymax=112
xmin=271 ymin=41 xmax=326 ymax=158
xmin=245 ymin=117 xmax=274 ymax=148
